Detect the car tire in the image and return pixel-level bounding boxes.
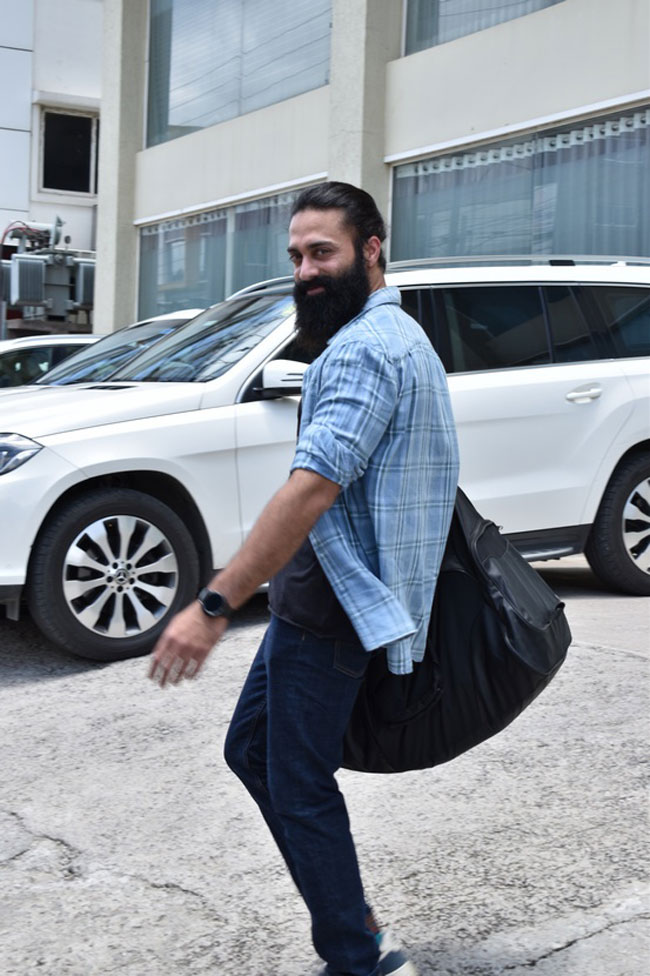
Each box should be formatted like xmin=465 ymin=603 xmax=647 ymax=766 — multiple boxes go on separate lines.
xmin=585 ymin=454 xmax=650 ymax=596
xmin=27 ymin=488 xmax=201 ymax=662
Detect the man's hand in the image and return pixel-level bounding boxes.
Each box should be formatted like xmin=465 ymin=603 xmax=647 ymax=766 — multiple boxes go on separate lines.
xmin=148 ymin=601 xmax=228 ymax=688
xmin=148 ymin=468 xmax=340 ymax=689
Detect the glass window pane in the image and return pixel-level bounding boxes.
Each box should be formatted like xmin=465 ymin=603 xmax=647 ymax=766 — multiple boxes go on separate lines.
xmin=589 ymin=286 xmax=650 ymax=358
xmin=50 ymin=345 xmax=85 ymax=367
xmin=230 ymin=192 xmax=297 ymax=294
xmin=139 ymin=211 xmax=228 ymax=319
xmin=139 ymin=188 xmax=301 ymax=319
xmin=147 ymin=0 xmax=331 ymax=147
xmin=391 ymin=107 xmax=650 ymax=261
xmin=118 ymin=294 xmax=296 ymax=383
xmin=0 ymin=348 xmax=52 ymax=386
xmin=399 ymin=287 xmax=451 ymax=370
xmin=543 ymin=286 xmax=602 ymax=363
xmin=405 ymin=0 xmax=565 ymax=54
xmin=441 ymin=286 xmax=549 ymax=372
xmin=43 ymin=112 xmax=92 ymax=192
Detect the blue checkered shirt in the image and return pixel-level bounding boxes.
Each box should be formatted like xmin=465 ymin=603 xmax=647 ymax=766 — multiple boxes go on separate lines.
xmin=291 ymin=287 xmax=459 ymax=675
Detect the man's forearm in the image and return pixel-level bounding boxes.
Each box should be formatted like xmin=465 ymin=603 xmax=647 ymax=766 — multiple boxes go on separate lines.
xmin=211 ymin=468 xmax=340 ymax=610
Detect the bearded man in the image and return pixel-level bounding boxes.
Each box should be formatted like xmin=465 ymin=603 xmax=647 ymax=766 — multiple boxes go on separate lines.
xmin=149 ymin=182 xmax=459 ymax=976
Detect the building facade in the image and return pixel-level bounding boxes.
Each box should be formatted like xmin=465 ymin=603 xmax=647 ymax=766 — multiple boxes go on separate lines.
xmin=0 ymin=0 xmax=103 ymax=252
xmin=95 ymin=0 xmax=650 ymax=332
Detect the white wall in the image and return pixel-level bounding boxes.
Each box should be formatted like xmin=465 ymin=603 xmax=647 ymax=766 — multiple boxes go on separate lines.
xmin=134 ymin=87 xmax=330 ymax=223
xmin=0 ymin=0 xmax=33 ymax=48
xmin=33 ymin=0 xmax=102 ymax=99
xmin=385 ymin=0 xmax=650 ymax=161
xmin=0 ymin=0 xmax=34 ymax=230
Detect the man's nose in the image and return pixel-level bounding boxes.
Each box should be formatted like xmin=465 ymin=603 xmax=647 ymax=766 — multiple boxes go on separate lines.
xmin=296 ymin=255 xmax=319 ymax=280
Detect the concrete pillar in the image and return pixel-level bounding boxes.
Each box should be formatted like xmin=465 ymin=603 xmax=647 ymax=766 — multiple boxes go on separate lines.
xmin=328 ymin=0 xmax=402 ymax=223
xmin=93 ymin=0 xmax=148 ymax=332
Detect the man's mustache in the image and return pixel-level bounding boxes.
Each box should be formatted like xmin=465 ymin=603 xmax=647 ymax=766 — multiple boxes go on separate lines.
xmin=293 ymin=275 xmax=336 ymax=298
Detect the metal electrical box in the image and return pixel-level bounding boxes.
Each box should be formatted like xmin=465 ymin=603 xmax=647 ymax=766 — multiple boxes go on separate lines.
xmin=10 ymin=256 xmax=48 ymax=307
xmin=72 ymin=261 xmax=95 ymax=310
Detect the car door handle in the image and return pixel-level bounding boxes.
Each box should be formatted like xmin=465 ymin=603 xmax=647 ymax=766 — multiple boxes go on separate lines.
xmin=565 ymin=385 xmax=603 ymax=402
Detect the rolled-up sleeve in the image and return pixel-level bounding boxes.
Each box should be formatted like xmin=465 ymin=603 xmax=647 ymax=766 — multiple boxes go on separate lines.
xmin=291 ymin=341 xmax=399 ymax=489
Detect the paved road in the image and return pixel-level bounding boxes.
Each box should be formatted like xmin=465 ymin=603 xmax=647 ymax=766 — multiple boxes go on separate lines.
xmin=1 ymin=558 xmax=648 ymax=975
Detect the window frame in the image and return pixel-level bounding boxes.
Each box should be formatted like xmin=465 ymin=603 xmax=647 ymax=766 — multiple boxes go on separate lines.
xmin=39 ymin=107 xmax=100 ymax=197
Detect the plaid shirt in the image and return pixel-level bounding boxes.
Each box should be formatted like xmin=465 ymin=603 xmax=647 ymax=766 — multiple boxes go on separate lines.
xmin=291 ymin=287 xmax=459 ymax=675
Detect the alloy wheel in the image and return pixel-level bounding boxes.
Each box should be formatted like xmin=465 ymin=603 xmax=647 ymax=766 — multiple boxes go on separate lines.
xmin=621 ymin=477 xmax=650 ymax=576
xmin=62 ymin=514 xmax=179 ymax=638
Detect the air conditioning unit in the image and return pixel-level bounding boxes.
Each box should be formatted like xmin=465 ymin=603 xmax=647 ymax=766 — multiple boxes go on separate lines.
xmin=10 ymin=255 xmax=48 ymax=306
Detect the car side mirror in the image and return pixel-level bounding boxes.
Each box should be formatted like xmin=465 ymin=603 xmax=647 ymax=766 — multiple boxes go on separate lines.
xmin=256 ymin=359 xmax=307 ymax=398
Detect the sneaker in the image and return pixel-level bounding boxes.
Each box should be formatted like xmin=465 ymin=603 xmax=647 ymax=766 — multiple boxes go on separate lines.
xmin=377 ymin=929 xmax=418 ymax=976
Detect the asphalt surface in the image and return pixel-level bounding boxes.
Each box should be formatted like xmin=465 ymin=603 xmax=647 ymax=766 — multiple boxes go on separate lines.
xmin=1 ymin=557 xmax=648 ymax=975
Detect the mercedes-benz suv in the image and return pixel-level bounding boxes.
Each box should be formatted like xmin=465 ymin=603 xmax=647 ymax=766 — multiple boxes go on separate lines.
xmin=0 ymin=258 xmax=647 ymax=662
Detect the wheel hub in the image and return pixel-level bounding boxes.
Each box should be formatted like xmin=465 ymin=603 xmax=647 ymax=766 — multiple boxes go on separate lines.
xmin=62 ymin=514 xmax=179 ymax=638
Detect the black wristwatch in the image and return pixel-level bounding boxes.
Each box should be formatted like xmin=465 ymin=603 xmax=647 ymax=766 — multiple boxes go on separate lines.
xmin=197 ymin=587 xmax=235 ymax=619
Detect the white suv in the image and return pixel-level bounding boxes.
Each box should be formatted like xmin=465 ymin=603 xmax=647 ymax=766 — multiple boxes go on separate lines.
xmin=0 ymin=260 xmax=648 ymax=661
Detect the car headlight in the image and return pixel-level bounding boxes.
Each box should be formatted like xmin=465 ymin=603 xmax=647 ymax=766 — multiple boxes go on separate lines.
xmin=0 ymin=434 xmax=43 ymax=475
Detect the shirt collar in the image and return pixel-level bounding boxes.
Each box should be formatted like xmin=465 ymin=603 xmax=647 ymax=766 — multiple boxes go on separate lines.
xmin=326 ymin=286 xmax=402 ymax=346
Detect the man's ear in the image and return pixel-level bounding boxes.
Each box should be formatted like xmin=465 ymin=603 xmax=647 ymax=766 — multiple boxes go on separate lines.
xmin=363 ymin=235 xmax=383 ymax=268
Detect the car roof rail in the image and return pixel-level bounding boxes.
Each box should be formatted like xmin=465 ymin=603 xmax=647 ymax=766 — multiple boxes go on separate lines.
xmin=386 ymin=254 xmax=650 ymax=271
xmin=228 ymin=275 xmax=294 ymax=299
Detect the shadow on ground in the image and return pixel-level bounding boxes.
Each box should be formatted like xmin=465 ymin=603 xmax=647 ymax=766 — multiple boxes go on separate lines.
xmin=0 ymin=594 xmax=270 ymax=687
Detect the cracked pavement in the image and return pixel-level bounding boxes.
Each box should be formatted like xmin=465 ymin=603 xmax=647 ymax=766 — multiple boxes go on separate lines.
xmin=1 ymin=558 xmax=648 ymax=975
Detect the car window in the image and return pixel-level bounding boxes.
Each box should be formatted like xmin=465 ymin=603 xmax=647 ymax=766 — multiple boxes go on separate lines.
xmin=0 ymin=347 xmax=53 ymax=386
xmin=587 ymin=285 xmax=650 ymax=358
xmin=50 ymin=343 xmax=88 ymax=367
xmin=114 ymin=294 xmax=295 ymax=383
xmin=542 ymin=286 xmax=607 ymax=363
xmin=440 ymin=285 xmax=550 ymax=372
xmin=37 ymin=319 xmax=187 ymax=385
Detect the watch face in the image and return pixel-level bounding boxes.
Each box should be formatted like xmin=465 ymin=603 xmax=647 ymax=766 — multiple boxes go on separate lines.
xmin=202 ymin=589 xmax=225 ymax=615
xmin=199 ymin=587 xmax=233 ymax=618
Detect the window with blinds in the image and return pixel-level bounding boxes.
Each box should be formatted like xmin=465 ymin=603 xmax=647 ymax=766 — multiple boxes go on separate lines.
xmin=404 ymin=0 xmax=565 ymax=53
xmin=391 ymin=107 xmax=650 ymax=261
xmin=138 ymin=190 xmax=298 ymax=318
xmin=147 ymin=0 xmax=331 ymax=147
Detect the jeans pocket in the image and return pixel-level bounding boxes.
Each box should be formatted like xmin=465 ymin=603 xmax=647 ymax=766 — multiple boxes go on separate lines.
xmin=333 ymin=639 xmax=370 ymax=678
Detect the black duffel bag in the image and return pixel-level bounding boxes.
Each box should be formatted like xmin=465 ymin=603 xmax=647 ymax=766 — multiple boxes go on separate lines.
xmin=343 ymin=487 xmax=571 ymax=774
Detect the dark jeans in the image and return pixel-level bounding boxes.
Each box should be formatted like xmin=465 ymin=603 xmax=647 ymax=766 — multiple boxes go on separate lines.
xmin=224 ymin=614 xmax=380 ymax=976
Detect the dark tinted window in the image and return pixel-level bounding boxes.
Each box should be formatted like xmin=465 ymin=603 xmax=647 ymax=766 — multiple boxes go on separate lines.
xmin=0 ymin=348 xmax=52 ymax=386
xmin=543 ymin=286 xmax=604 ymax=363
xmin=399 ymin=287 xmax=451 ymax=371
xmin=43 ymin=112 xmax=94 ymax=193
xmin=588 ymin=286 xmax=650 ymax=358
xmin=50 ymin=344 xmax=87 ymax=367
xmin=440 ymin=286 xmax=550 ymax=372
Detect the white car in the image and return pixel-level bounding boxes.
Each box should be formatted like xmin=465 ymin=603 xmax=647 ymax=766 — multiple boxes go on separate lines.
xmin=0 ymin=333 xmax=99 ymax=387
xmin=0 ymin=262 xmax=648 ymax=661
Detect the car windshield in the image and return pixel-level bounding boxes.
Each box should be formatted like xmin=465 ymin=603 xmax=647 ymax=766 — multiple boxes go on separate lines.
xmin=36 ymin=317 xmax=194 ymax=385
xmin=110 ymin=293 xmax=296 ymax=383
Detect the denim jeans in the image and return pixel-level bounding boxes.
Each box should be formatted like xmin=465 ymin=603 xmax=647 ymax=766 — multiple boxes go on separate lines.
xmin=224 ymin=614 xmax=380 ymax=976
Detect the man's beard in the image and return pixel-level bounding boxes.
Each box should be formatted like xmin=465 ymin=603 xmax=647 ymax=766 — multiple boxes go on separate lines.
xmin=293 ymin=244 xmax=370 ymax=357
